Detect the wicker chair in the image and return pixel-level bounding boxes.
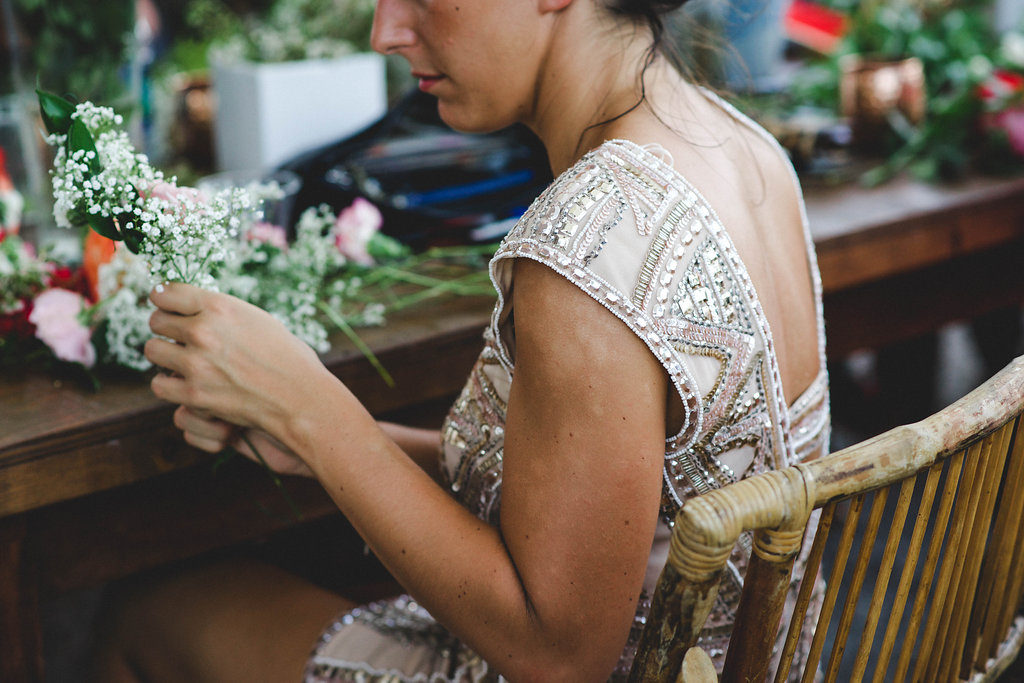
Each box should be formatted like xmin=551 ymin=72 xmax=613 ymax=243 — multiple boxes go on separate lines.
xmin=629 ymin=355 xmax=1024 ymax=683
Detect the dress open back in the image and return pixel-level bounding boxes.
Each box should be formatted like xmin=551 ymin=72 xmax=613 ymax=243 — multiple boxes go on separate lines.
xmin=305 ymin=99 xmax=830 ymax=682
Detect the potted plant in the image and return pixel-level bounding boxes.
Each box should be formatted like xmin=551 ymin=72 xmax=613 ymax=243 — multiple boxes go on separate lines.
xmin=207 ymin=0 xmax=386 ymax=172
xmin=791 ymin=0 xmax=1024 ymax=182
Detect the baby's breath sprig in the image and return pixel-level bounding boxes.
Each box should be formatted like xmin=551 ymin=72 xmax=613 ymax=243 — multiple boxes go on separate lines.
xmin=39 ymin=89 xmax=252 ymax=290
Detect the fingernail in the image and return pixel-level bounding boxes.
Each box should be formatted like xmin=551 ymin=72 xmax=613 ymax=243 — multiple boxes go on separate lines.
xmin=154 ymin=283 xmax=165 ymax=294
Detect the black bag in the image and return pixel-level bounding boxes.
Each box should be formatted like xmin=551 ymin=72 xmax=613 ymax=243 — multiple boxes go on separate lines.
xmin=278 ymin=89 xmax=552 ymax=248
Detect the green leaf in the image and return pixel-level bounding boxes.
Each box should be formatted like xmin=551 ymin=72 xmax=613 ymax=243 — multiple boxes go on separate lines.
xmin=67 ymin=120 xmax=102 ymax=174
xmin=36 ymin=89 xmax=76 ymax=136
xmin=87 ymin=214 xmax=122 ymax=242
xmin=120 ymin=224 xmax=144 ymax=254
xmin=367 ymin=232 xmax=411 ymax=262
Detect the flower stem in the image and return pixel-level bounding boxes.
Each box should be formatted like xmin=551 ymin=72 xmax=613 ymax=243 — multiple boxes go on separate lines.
xmin=317 ymin=301 xmax=395 ymax=387
xmin=240 ymin=432 xmax=303 ymax=522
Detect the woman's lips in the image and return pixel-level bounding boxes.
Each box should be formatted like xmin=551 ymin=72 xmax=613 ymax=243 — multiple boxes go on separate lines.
xmin=413 ymin=72 xmax=444 ymax=92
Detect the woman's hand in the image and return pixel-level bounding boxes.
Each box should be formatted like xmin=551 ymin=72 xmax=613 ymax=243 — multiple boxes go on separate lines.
xmin=173 ymin=405 xmax=314 ymax=477
xmin=145 ymin=282 xmax=336 ymax=441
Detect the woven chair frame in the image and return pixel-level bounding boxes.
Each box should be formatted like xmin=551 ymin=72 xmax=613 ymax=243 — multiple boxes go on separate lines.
xmin=629 ymin=355 xmax=1024 ymax=683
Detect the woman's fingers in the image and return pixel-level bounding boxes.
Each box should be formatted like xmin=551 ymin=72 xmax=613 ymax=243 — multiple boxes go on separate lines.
xmin=149 ymin=309 xmax=193 ymax=344
xmin=174 ymin=405 xmax=233 ymax=442
xmin=182 ymin=429 xmax=229 ymax=454
xmin=144 ymin=337 xmax=189 ymax=376
xmin=150 ymin=371 xmax=190 ymax=406
xmin=174 ymin=406 xmax=235 ymax=453
xmin=149 ymin=282 xmax=206 ymax=316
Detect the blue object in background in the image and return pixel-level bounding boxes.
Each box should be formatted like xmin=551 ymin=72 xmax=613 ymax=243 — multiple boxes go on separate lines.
xmin=720 ymin=0 xmax=792 ymax=92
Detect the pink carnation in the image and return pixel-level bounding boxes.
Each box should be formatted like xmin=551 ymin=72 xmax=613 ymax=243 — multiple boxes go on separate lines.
xmin=332 ymin=198 xmax=382 ymax=266
xmin=246 ymin=221 xmax=288 ymax=249
xmin=28 ymin=289 xmax=96 ymax=367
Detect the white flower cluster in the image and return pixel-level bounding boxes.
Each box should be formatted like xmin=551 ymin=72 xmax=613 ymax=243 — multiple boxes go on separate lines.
xmin=95 ymin=200 xmax=378 ymax=365
xmin=49 ymin=104 xmax=149 ymax=231
xmin=42 ymin=97 xmax=438 ymax=375
xmin=97 ymin=246 xmax=156 ymax=370
xmin=130 ymin=184 xmax=252 ymax=289
xmin=48 ymin=102 xmax=251 ymax=289
xmin=0 ymin=237 xmax=47 ymax=314
xmin=219 ymin=205 xmax=348 ymax=352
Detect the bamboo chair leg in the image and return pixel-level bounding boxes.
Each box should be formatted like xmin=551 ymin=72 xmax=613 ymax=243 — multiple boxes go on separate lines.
xmin=629 ymin=564 xmax=724 ymax=683
xmin=630 ymin=499 xmax=737 ymax=682
xmin=722 ymin=526 xmax=804 ymax=683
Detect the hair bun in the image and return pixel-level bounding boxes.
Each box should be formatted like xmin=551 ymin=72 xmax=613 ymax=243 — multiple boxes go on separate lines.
xmin=607 ymin=0 xmax=690 ymax=19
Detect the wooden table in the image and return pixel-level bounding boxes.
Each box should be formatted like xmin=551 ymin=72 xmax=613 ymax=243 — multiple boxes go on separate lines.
xmin=810 ymin=174 xmax=1024 ymax=357
xmin=2 ymin=174 xmax=1023 ymax=681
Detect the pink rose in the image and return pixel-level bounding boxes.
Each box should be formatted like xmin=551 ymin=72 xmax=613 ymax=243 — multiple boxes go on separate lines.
xmin=994 ymin=108 xmax=1024 ymax=156
xmin=332 ymin=198 xmax=382 ymax=266
xmin=28 ymin=289 xmax=96 ymax=367
xmin=245 ymin=221 xmax=288 ymax=249
xmin=145 ymin=181 xmax=209 ymax=207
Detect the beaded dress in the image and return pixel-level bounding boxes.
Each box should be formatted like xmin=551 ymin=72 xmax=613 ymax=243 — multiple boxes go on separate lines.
xmin=305 ymin=103 xmax=830 ymax=683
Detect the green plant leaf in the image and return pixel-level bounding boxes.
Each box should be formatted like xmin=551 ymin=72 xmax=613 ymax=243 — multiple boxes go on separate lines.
xmin=36 ymin=89 xmax=76 ymax=136
xmin=120 ymin=224 xmax=144 ymax=254
xmin=367 ymin=232 xmax=411 ymax=261
xmin=87 ymin=214 xmax=122 ymax=242
xmin=67 ymin=120 xmax=102 ymax=174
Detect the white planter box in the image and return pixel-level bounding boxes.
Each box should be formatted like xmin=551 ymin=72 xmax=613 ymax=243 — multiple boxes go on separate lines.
xmin=211 ymin=53 xmax=386 ymax=172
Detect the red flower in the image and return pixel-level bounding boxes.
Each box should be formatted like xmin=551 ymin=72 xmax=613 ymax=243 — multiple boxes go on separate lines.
xmin=45 ymin=264 xmax=92 ymax=301
xmin=978 ymin=70 xmax=1024 ymax=104
xmin=979 ymin=70 xmax=1024 ymax=157
xmin=0 ymin=300 xmax=36 ymax=340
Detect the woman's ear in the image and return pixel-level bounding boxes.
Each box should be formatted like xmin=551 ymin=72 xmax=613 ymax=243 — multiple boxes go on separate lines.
xmin=538 ymin=0 xmax=574 ymax=13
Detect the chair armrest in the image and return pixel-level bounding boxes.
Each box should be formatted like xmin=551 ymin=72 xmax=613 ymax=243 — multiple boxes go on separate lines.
xmin=677 ymin=646 xmax=717 ymax=682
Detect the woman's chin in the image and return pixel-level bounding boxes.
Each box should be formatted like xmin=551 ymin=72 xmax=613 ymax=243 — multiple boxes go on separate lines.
xmin=436 ymin=100 xmax=512 ymax=135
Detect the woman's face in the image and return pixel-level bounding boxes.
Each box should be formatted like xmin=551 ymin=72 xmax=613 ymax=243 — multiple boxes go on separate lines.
xmin=371 ymin=0 xmax=548 ymax=132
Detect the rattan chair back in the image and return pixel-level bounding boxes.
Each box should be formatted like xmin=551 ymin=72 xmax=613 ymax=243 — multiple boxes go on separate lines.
xmin=630 ymin=355 xmax=1024 ymax=683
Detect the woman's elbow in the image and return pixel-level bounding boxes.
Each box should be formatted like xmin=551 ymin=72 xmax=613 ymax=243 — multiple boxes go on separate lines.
xmin=498 ymin=641 xmax=622 ymax=682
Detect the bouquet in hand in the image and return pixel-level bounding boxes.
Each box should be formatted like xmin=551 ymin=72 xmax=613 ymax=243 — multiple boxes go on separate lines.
xmin=34 ymin=90 xmax=496 ymax=377
xmin=41 ymin=90 xmax=252 ymax=289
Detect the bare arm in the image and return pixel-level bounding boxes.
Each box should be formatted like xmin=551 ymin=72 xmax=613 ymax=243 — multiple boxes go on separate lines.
xmin=172 ymin=414 xmax=442 ymax=482
xmin=146 ymin=260 xmax=665 ymax=680
xmin=377 ymin=422 xmax=443 ymax=481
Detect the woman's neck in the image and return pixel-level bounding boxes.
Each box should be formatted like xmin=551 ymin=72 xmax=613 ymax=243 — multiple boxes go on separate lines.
xmin=524 ymin=12 xmax=662 ymax=175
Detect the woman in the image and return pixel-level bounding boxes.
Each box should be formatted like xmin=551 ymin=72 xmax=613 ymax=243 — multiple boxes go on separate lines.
xmin=98 ymin=0 xmax=829 ymax=679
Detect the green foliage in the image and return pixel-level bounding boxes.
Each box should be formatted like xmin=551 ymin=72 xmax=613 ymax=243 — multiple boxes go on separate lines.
xmin=37 ymin=88 xmax=76 ymax=135
xmin=792 ymin=0 xmax=1019 ymax=183
xmin=38 ymin=90 xmax=143 ymax=253
xmin=15 ymin=0 xmax=133 ymax=104
xmin=210 ymin=0 xmax=377 ymax=63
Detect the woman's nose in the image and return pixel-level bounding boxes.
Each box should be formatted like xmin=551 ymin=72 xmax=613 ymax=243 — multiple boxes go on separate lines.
xmin=371 ymin=0 xmax=417 ymax=55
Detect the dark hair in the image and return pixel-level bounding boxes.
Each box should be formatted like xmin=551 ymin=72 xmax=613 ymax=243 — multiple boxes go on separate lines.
xmin=604 ymin=0 xmax=691 ymax=60
xmin=575 ymin=0 xmax=699 ymax=149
